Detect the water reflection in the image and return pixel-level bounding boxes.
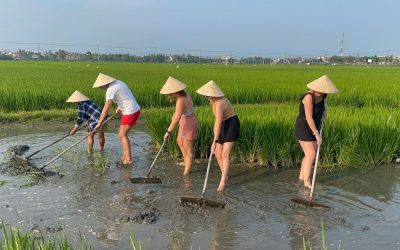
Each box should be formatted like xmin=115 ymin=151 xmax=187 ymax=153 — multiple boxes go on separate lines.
xmin=2 ymin=124 xmax=400 ymax=249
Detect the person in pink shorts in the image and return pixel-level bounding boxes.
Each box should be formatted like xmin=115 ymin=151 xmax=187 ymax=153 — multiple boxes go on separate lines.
xmin=93 ymin=73 xmax=141 ymax=165
xmin=160 ymin=76 xmax=198 ymax=175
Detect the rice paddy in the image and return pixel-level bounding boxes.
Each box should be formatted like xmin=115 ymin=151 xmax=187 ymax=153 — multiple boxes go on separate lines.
xmin=1 ymin=61 xmax=400 ymax=112
xmin=0 ymin=61 xmax=399 ymax=168
xmin=146 ymin=104 xmax=400 ymax=168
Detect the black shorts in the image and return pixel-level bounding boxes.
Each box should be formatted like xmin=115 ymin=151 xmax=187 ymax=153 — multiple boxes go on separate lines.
xmin=217 ymin=115 xmax=240 ymax=144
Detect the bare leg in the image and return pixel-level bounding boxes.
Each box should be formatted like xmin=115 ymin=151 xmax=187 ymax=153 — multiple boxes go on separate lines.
xmin=214 ymin=143 xmax=223 ymax=172
xmin=217 ymin=142 xmax=234 ymax=191
xmin=98 ymin=131 xmax=105 ymax=151
xmin=299 ymin=154 xmax=305 ymax=181
xmin=87 ymin=133 xmax=94 ymax=155
xmin=176 ymin=136 xmax=186 ymax=166
xmin=119 ymin=125 xmax=133 ymax=165
xmin=182 ymin=140 xmax=194 ymax=175
xmin=298 ymin=140 xmax=317 ymax=189
xmin=118 ymin=126 xmax=126 ymax=162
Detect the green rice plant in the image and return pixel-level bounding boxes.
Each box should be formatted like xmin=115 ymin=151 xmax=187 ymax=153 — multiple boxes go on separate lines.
xmin=0 ymin=222 xmax=142 ymax=249
xmin=20 ymin=172 xmax=45 ymax=188
xmin=0 ymin=222 xmax=92 ymax=250
xmin=1 ymin=62 xmax=400 ymax=113
xmin=146 ymin=104 xmax=400 ymax=169
xmin=302 ymin=217 xmax=344 ymax=250
xmin=88 ymin=152 xmax=110 ymax=176
xmin=130 ymin=231 xmax=142 ymax=250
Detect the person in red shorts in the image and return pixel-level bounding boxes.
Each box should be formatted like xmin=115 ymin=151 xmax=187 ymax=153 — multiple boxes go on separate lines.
xmin=93 ymin=73 xmax=141 ymax=165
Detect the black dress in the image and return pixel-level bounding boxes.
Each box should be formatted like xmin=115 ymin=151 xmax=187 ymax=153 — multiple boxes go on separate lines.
xmin=294 ymin=93 xmax=326 ymax=141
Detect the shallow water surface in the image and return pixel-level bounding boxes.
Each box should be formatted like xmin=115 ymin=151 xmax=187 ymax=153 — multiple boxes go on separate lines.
xmin=1 ymin=123 xmax=400 ymax=249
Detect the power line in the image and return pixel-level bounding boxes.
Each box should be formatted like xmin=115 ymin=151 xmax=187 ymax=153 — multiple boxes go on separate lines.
xmin=0 ymin=41 xmax=399 ymax=58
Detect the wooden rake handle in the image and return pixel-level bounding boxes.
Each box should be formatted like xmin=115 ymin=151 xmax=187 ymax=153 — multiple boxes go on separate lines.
xmin=201 ymin=151 xmax=214 ymax=198
xmin=145 ymin=139 xmax=166 ymax=178
xmin=40 ymin=113 xmax=117 ymax=170
xmin=26 ymin=123 xmax=88 ymax=159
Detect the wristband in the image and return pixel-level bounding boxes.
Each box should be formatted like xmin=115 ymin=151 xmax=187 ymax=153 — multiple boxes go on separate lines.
xmin=313 ymin=131 xmax=319 ymax=136
xmin=167 ymin=130 xmax=172 ymax=134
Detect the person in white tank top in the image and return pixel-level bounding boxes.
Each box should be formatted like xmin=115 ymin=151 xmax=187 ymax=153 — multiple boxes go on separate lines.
xmin=93 ymin=73 xmax=141 ymax=165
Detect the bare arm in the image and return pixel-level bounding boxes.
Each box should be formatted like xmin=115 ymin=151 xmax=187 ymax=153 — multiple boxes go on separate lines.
xmin=213 ymin=100 xmax=224 ymax=143
xmin=97 ymin=100 xmax=113 ymax=126
xmin=167 ymin=98 xmax=184 ymax=132
xmin=303 ymin=94 xmax=322 ymax=144
xmin=164 ymin=98 xmax=184 ymax=140
xmin=303 ymin=94 xmax=318 ymax=134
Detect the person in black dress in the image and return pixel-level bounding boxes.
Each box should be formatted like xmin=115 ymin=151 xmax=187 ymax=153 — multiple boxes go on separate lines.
xmin=295 ymin=75 xmax=339 ymax=188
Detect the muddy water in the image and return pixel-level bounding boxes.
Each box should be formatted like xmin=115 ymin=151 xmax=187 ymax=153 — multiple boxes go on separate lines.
xmin=1 ymin=123 xmax=400 ymax=249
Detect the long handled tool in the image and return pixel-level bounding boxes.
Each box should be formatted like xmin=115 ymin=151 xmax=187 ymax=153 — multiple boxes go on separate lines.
xmin=181 ymin=151 xmax=225 ymax=208
xmin=15 ymin=123 xmax=88 ymax=164
xmin=39 ymin=113 xmax=117 ymax=171
xmin=129 ymin=139 xmax=166 ymax=184
xmin=291 ymin=121 xmax=331 ymax=209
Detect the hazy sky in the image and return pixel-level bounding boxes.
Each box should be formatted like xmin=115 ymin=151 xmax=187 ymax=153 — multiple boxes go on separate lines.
xmin=1 ymin=0 xmax=399 ymax=57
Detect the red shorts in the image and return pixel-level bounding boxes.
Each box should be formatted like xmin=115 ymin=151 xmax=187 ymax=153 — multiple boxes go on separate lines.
xmin=121 ymin=110 xmax=140 ymax=126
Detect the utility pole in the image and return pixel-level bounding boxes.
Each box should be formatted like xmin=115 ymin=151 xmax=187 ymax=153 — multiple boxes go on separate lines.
xmin=198 ymin=51 xmax=201 ymax=64
xmin=339 ymin=32 xmax=344 ymax=57
xmin=37 ymin=43 xmax=40 ymax=61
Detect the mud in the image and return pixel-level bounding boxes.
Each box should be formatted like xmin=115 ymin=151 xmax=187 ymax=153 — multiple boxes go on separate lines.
xmin=0 ymin=145 xmax=59 ymax=178
xmin=0 ymin=147 xmax=38 ymax=176
xmin=1 ymin=123 xmax=400 ymax=249
xmin=119 ymin=209 xmax=159 ymax=224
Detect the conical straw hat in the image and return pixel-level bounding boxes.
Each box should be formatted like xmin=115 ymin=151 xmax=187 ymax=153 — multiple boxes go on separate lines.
xmin=196 ymin=80 xmax=224 ymax=97
xmin=160 ymin=76 xmax=187 ymax=94
xmin=307 ymin=75 xmax=339 ymax=94
xmin=66 ymin=90 xmax=90 ymax=103
xmin=92 ymin=73 xmax=117 ymax=88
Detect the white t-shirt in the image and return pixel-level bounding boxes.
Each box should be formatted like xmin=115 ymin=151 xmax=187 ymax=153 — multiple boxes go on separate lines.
xmin=106 ymin=80 xmax=140 ymax=115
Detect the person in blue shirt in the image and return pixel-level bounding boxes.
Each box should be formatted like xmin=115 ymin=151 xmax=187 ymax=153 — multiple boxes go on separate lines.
xmin=67 ymin=90 xmax=105 ymax=154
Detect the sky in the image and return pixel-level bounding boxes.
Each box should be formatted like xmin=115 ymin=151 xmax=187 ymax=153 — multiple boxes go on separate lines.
xmin=0 ymin=0 xmax=399 ymax=57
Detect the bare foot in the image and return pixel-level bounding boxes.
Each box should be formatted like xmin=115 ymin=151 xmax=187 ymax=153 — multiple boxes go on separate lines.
xmin=123 ymin=160 xmax=133 ymax=166
xmin=217 ymin=179 xmax=227 ymax=191
xmin=303 ymin=179 xmax=312 ymax=189
xmin=217 ymin=184 xmax=226 ymax=191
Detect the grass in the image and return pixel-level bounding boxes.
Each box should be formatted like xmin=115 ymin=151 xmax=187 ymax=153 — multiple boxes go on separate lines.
xmin=1 ymin=62 xmax=400 ymax=112
xmin=146 ymin=104 xmax=400 ymax=168
xmin=1 ymin=61 xmax=399 ymax=168
xmin=88 ymin=152 xmax=110 ymax=176
xmin=0 ymin=180 xmax=5 ymax=187
xmin=0 ymin=222 xmax=142 ymax=250
xmin=302 ymin=218 xmax=344 ymax=250
xmin=0 ymin=222 xmax=93 ymax=250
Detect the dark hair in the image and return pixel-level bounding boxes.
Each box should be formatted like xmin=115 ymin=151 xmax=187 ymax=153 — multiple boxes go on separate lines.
xmin=176 ymin=90 xmax=187 ymax=97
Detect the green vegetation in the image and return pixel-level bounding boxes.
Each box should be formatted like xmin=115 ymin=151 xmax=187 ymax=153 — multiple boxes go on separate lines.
xmin=0 ymin=222 xmax=142 ymax=250
xmin=146 ymin=105 xmax=400 ymax=168
xmin=89 ymin=152 xmax=110 ymax=176
xmin=1 ymin=62 xmax=400 ymax=112
xmin=0 ymin=180 xmax=5 ymax=187
xmin=302 ymin=218 xmax=344 ymax=250
xmin=0 ymin=222 xmax=93 ymax=250
xmin=0 ymin=61 xmax=399 ymax=168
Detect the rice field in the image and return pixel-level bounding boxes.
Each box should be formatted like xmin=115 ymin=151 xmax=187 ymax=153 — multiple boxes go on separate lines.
xmin=0 ymin=61 xmax=399 ymax=168
xmin=146 ymin=104 xmax=400 ymax=168
xmin=0 ymin=61 xmax=400 ymax=112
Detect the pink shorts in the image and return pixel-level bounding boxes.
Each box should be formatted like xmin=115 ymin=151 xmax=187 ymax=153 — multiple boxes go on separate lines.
xmin=178 ymin=114 xmax=198 ymax=141
xmin=121 ymin=110 xmax=141 ymax=126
